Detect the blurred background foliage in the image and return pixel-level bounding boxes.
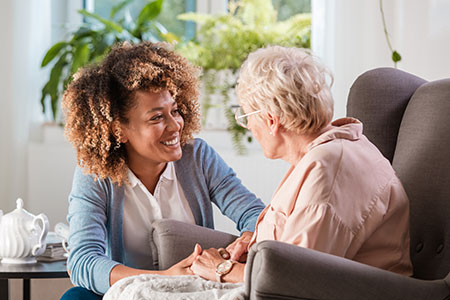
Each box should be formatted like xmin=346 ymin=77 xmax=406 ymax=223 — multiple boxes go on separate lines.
xmin=176 ymin=0 xmax=311 ymax=152
xmin=94 ymin=0 xmax=191 ymax=38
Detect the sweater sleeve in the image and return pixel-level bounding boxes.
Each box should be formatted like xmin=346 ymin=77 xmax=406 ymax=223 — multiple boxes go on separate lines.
xmin=197 ymin=139 xmax=266 ymax=233
xmin=66 ymin=167 xmax=120 ymax=295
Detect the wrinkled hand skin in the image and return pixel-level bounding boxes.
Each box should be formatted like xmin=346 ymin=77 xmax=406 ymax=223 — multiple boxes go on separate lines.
xmin=225 ymin=231 xmax=253 ymax=262
xmin=190 ymin=247 xmax=224 ymax=281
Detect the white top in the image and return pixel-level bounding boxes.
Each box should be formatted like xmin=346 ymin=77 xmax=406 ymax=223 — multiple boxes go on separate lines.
xmin=122 ymin=162 xmax=195 ymax=269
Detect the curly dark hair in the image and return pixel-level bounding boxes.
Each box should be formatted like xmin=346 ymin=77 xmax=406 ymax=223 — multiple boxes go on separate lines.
xmin=62 ymin=41 xmax=202 ymax=185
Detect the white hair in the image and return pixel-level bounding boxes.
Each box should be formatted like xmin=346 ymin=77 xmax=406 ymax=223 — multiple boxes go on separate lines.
xmin=236 ymin=45 xmax=334 ymax=135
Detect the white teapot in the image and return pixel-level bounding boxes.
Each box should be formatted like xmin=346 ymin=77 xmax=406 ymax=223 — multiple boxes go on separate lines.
xmin=0 ymin=198 xmax=49 ymax=264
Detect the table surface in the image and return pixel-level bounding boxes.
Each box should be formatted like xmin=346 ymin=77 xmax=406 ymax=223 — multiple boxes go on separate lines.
xmin=0 ymin=260 xmax=68 ymax=279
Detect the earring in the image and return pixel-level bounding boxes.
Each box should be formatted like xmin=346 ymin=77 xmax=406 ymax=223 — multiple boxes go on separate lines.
xmin=269 ymin=131 xmax=273 ymax=136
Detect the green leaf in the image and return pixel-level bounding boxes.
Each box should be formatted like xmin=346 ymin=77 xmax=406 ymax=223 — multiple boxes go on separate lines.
xmin=49 ymin=56 xmax=66 ymax=92
xmin=154 ymin=21 xmax=168 ymax=34
xmin=40 ymin=82 xmax=51 ymax=113
xmin=177 ymin=12 xmax=212 ymax=24
xmin=71 ymin=43 xmax=90 ymax=73
xmin=110 ymin=0 xmax=134 ymax=19
xmin=48 ymin=53 xmax=68 ymax=120
xmin=392 ymin=50 xmax=402 ymax=63
xmin=41 ymin=42 xmax=68 ymax=67
xmin=78 ymin=9 xmax=124 ymax=33
xmin=88 ymin=32 xmax=116 ymax=59
xmin=40 ymin=53 xmax=67 ymax=120
xmin=137 ymin=0 xmax=164 ymax=28
xmin=51 ymin=93 xmax=59 ymax=121
xmin=161 ymin=32 xmax=181 ymax=43
xmin=72 ymin=27 xmax=97 ymax=41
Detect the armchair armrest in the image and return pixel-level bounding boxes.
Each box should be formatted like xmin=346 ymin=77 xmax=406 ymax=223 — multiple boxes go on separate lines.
xmin=152 ymin=219 xmax=238 ymax=270
xmin=245 ymin=240 xmax=448 ymax=300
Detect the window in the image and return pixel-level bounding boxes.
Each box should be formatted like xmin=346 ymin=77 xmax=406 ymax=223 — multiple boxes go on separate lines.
xmin=91 ymin=0 xmax=197 ymax=40
xmin=89 ymin=0 xmax=311 ymax=41
xmin=272 ymin=0 xmax=311 ymax=20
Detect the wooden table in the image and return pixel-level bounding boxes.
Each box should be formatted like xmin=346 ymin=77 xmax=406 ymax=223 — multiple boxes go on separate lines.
xmin=0 ymin=260 xmax=69 ymax=300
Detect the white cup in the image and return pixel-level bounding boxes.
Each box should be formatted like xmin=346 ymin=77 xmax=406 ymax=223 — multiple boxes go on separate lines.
xmin=54 ymin=222 xmax=70 ymax=253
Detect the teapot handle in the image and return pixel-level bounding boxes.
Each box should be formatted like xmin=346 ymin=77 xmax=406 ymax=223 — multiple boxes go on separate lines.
xmin=31 ymin=214 xmax=49 ymax=256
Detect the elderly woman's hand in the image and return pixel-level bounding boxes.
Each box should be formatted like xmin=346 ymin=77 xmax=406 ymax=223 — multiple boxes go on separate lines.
xmin=222 ymin=231 xmax=253 ymax=262
xmin=190 ymin=248 xmax=225 ymax=281
xmin=164 ymin=243 xmax=202 ymax=276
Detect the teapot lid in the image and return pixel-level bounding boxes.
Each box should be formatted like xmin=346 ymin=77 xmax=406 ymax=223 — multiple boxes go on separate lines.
xmin=17 ymin=198 xmax=24 ymax=209
xmin=3 ymin=198 xmax=34 ymax=221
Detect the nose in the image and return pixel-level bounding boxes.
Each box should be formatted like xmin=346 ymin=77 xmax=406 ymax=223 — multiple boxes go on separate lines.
xmin=166 ymin=114 xmax=182 ymax=132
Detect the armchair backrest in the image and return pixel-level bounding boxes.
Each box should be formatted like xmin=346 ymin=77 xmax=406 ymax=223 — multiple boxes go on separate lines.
xmin=347 ymin=67 xmax=450 ymax=280
xmin=347 ymin=68 xmax=426 ymax=163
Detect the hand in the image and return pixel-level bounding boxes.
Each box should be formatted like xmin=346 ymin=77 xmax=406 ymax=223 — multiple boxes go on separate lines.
xmin=224 ymin=231 xmax=253 ymax=262
xmin=164 ymin=243 xmax=202 ymax=276
xmin=190 ymin=248 xmax=224 ymax=281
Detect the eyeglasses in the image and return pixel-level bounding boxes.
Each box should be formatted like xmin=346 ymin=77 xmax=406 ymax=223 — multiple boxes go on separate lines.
xmin=233 ymin=106 xmax=261 ymax=128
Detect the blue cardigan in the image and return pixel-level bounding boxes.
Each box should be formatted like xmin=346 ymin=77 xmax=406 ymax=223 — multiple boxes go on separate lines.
xmin=66 ymin=138 xmax=265 ymax=294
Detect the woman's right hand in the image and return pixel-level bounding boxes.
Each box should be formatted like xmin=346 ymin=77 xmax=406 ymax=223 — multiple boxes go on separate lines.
xmin=164 ymin=243 xmax=202 ymax=276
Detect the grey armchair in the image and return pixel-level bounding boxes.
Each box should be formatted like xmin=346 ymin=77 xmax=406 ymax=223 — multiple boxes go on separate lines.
xmin=151 ymin=68 xmax=450 ymax=299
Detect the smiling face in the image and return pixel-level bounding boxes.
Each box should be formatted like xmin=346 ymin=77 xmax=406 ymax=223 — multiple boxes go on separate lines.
xmin=120 ymin=90 xmax=184 ymax=171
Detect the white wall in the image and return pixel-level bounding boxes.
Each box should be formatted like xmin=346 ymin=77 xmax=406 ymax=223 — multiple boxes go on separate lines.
xmin=313 ymin=0 xmax=450 ymax=119
xmin=0 ymin=0 xmax=51 ymax=213
xmin=396 ymin=0 xmax=450 ymax=81
xmin=0 ymin=0 xmax=83 ymax=226
xmin=27 ymin=128 xmax=76 ymax=227
xmin=0 ymin=0 xmax=14 ymax=213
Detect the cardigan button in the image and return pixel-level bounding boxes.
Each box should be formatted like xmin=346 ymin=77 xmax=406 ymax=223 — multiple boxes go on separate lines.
xmin=436 ymin=244 xmax=444 ymax=254
xmin=415 ymin=242 xmax=423 ymax=253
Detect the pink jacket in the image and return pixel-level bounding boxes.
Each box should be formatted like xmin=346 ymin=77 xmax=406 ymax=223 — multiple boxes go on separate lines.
xmin=250 ymin=118 xmax=412 ymax=275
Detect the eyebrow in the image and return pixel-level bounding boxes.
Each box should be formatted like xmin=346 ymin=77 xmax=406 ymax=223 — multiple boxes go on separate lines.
xmin=145 ymin=101 xmax=177 ymax=114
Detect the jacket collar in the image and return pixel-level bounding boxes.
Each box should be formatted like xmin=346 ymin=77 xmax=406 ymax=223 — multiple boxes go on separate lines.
xmin=306 ymin=117 xmax=363 ymax=152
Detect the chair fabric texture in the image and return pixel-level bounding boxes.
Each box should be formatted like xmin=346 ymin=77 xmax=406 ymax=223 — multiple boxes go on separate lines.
xmin=347 ymin=67 xmax=426 ymax=162
xmin=245 ymin=241 xmax=448 ymax=300
xmin=151 ymin=219 xmax=237 ymax=270
xmin=392 ymin=78 xmax=450 ymax=280
xmin=151 ymin=68 xmax=450 ymax=299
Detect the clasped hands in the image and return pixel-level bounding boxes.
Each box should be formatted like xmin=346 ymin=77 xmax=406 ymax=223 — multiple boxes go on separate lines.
xmin=164 ymin=231 xmax=252 ymax=282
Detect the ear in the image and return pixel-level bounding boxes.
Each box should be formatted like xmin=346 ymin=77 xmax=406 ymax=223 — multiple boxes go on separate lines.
xmin=265 ymin=112 xmax=281 ymax=137
xmin=112 ymin=120 xmax=128 ymax=144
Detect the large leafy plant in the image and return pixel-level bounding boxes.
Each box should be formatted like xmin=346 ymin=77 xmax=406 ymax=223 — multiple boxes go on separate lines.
xmin=176 ymin=0 xmax=311 ymax=153
xmin=40 ymin=0 xmax=175 ymax=122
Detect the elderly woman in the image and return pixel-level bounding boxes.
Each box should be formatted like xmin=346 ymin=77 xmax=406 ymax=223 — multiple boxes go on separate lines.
xmin=189 ymin=45 xmax=412 ymax=283
xmin=60 ymin=42 xmax=265 ymax=299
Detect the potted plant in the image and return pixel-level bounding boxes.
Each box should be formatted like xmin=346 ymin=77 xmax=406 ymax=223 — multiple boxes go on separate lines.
xmin=40 ymin=0 xmax=175 ymax=123
xmin=176 ymin=0 xmax=311 ymax=153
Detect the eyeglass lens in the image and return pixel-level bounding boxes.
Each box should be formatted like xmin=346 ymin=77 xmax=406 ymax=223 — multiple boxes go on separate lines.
xmin=235 ymin=107 xmax=248 ymax=127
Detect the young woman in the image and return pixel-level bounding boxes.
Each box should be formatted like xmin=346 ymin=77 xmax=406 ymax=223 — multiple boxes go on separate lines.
xmin=60 ymin=42 xmax=265 ymax=299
